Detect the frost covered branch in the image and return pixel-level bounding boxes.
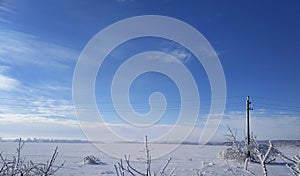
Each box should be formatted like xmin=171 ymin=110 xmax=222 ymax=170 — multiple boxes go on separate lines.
xmin=280 ymin=152 xmax=300 ymax=175
xmin=254 ymin=141 xmax=273 ymax=176
xmin=33 ymin=146 xmax=65 ymax=175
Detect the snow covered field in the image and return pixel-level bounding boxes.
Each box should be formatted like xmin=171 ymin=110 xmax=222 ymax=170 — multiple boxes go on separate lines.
xmin=0 ymin=142 xmax=299 ymax=175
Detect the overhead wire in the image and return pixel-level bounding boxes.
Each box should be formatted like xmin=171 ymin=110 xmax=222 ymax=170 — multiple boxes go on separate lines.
xmin=0 ymin=95 xmax=299 ymax=115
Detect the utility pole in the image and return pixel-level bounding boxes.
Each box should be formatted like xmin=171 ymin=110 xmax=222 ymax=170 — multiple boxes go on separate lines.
xmin=246 ymin=96 xmax=253 ymax=158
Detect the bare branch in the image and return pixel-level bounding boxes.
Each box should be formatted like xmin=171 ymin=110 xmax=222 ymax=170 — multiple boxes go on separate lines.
xmin=160 ymin=157 xmax=172 ymax=176
xmin=0 ymin=140 xmax=64 ymax=176
xmin=114 ymin=135 xmax=173 ymax=176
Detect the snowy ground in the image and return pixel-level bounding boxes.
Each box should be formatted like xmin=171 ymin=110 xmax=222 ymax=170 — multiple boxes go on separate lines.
xmin=0 ymin=142 xmax=299 ymax=175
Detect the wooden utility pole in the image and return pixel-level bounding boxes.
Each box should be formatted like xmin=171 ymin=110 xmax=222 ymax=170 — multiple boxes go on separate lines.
xmin=246 ymin=96 xmax=253 ymax=158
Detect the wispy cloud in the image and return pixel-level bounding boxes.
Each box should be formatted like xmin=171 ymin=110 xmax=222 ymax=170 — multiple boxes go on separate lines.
xmin=1 ymin=97 xmax=74 ymax=118
xmin=0 ymin=30 xmax=78 ymax=139
xmin=116 ymin=0 xmax=134 ymax=2
xmin=0 ymin=95 xmax=79 ymax=138
xmin=0 ymin=0 xmax=13 ymax=13
xmin=0 ymin=65 xmax=20 ymax=91
xmin=168 ymin=48 xmax=192 ymax=63
xmin=0 ymin=30 xmax=79 ymax=68
xmin=0 ymin=6 xmax=10 ymax=12
xmin=160 ymin=46 xmax=192 ymax=64
xmin=157 ymin=39 xmax=225 ymax=65
xmin=0 ymin=1 xmax=12 ymax=23
xmin=0 ymin=29 xmax=76 ymax=103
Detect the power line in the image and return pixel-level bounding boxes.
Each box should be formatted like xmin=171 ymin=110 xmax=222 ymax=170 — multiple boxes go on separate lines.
xmin=0 ymin=95 xmax=299 ymax=114
xmin=253 ymin=96 xmax=299 ymax=104
xmin=254 ymin=102 xmax=300 ymax=109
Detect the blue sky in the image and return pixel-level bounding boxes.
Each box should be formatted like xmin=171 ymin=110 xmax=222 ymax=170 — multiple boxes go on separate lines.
xmin=0 ymin=0 xmax=299 ymax=142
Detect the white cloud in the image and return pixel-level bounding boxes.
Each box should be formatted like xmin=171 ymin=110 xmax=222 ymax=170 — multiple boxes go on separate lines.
xmin=0 ymin=113 xmax=77 ymax=126
xmin=0 ymin=110 xmax=299 ymax=142
xmin=209 ymin=111 xmax=300 ymax=141
xmin=0 ymin=97 xmax=80 ymax=139
xmin=0 ymin=73 xmax=20 ymax=91
xmin=0 ymin=114 xmax=83 ymax=139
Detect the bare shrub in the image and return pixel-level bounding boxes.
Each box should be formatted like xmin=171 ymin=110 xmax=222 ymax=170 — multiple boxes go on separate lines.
xmin=114 ymin=136 xmax=174 ymax=176
xmin=0 ymin=138 xmax=65 ymax=176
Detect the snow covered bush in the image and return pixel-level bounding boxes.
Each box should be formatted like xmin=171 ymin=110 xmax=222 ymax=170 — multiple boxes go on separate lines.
xmin=83 ymin=155 xmax=106 ymax=165
xmin=0 ymin=138 xmax=64 ymax=176
xmin=219 ymin=126 xmax=246 ymax=163
xmin=220 ymin=126 xmax=288 ymax=176
xmin=220 ymin=126 xmax=280 ymax=164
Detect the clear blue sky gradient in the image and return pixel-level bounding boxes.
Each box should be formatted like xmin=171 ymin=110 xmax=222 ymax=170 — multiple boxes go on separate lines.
xmin=0 ymin=0 xmax=299 ymax=140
